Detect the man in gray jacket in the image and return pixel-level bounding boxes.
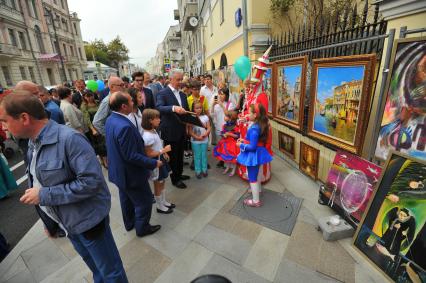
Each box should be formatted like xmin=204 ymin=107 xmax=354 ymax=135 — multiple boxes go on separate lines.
xmin=0 ymin=92 xmax=128 ymax=283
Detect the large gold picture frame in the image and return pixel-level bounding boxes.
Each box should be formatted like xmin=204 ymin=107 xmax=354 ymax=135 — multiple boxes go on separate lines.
xmin=307 ymin=54 xmax=376 ymax=154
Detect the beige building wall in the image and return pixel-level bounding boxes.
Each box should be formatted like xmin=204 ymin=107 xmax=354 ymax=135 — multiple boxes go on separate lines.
xmin=0 ymin=0 xmax=86 ymax=88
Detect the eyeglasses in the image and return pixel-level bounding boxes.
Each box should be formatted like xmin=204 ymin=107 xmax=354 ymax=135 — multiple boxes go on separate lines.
xmin=191 ymin=87 xmax=200 ymax=90
xmin=112 ymin=83 xmax=125 ymax=87
xmin=134 ymin=79 xmax=143 ymax=82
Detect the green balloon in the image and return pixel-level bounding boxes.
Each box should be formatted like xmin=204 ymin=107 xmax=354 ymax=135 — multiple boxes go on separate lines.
xmin=86 ymin=80 xmax=98 ymax=92
xmin=234 ymin=56 xmax=251 ymax=80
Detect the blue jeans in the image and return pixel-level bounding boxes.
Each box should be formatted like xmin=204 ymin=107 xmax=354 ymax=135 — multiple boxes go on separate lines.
xmin=192 ymin=142 xmax=208 ymax=174
xmin=68 ymin=217 xmax=128 ymax=283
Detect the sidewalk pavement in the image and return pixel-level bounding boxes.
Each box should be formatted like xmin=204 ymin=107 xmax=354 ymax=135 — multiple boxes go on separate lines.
xmin=0 ymin=152 xmax=388 ymax=283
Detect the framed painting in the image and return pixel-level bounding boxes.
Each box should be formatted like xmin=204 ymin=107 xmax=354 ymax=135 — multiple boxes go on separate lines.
xmin=323 ymin=150 xmax=382 ymax=225
xmin=299 ymin=142 xmax=319 ymax=180
xmin=353 ymin=152 xmax=426 ymax=282
xmin=375 ymin=37 xmax=426 ymax=161
xmin=274 ymin=56 xmax=307 ymax=130
xmin=307 ymin=55 xmax=376 ymax=154
xmin=278 ymin=132 xmax=296 ymax=160
xmin=263 ymin=67 xmax=273 ymax=116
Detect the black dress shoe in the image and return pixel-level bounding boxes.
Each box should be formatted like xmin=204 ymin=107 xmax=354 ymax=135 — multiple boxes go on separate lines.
xmin=165 ymin=203 xmax=176 ymax=209
xmin=173 ymin=180 xmax=187 ymax=189
xmin=180 ymin=175 xmax=190 ymax=180
xmin=137 ymin=225 xmax=161 ymax=237
xmin=157 ymin=207 xmax=173 ymax=214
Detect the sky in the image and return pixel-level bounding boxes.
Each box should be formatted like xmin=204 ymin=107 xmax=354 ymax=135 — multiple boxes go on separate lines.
xmin=316 ymin=66 xmax=365 ymax=103
xmin=68 ymin=0 xmax=179 ymax=68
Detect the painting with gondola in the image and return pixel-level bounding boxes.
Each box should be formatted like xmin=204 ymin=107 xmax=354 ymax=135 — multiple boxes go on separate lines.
xmin=307 ymin=55 xmax=375 ymax=154
xmin=353 ymin=152 xmax=426 ymax=282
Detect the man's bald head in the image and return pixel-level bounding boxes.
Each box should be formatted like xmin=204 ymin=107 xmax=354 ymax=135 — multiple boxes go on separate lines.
xmin=108 ymin=76 xmax=125 ymax=93
xmin=109 ymin=91 xmax=132 ymax=114
xmin=15 ymin=81 xmax=39 ymax=96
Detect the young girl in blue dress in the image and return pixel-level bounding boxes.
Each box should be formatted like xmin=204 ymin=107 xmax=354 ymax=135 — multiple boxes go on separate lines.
xmin=237 ymin=103 xmax=272 ymax=207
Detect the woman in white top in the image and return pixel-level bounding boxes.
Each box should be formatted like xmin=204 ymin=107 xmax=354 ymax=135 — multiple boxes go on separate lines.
xmin=127 ymin=88 xmax=144 ymax=136
xmin=142 ymin=109 xmax=174 ymax=214
xmin=58 ymin=87 xmax=88 ymax=134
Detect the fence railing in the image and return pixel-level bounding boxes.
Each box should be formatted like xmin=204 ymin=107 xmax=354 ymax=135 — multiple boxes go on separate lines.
xmin=268 ymin=1 xmax=387 ymax=62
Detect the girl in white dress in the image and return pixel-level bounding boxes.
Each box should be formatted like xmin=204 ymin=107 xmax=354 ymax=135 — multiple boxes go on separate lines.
xmin=142 ymin=109 xmax=175 ymax=214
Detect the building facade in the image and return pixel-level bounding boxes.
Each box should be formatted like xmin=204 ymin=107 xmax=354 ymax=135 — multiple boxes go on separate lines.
xmin=0 ymin=0 xmax=86 ymax=87
xmin=200 ymin=0 xmax=271 ymax=73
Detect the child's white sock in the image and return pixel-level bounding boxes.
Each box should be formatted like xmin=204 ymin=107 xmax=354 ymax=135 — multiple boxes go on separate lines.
xmin=155 ymin=196 xmax=168 ymax=211
xmin=161 ymin=191 xmax=171 ymax=207
xmin=250 ymin=182 xmax=260 ymax=203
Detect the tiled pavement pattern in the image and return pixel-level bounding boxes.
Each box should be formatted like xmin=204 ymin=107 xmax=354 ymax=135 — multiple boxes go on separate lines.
xmin=0 ymin=153 xmax=388 ymax=283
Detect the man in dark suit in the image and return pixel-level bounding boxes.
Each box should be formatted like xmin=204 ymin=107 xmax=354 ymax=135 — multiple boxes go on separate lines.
xmin=131 ymin=71 xmax=155 ymax=110
xmin=106 ymin=91 xmax=162 ymax=237
xmin=72 ymin=79 xmax=85 ymax=108
xmin=156 ymin=69 xmax=190 ymax=189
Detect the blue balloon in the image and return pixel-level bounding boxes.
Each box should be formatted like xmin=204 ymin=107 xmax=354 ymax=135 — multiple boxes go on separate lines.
xmin=96 ymin=80 xmax=105 ymax=92
xmin=234 ymin=56 xmax=251 ymax=80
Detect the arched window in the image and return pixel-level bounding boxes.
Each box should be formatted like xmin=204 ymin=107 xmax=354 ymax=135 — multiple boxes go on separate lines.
xmin=219 ymin=53 xmax=227 ymax=69
xmin=34 ymin=25 xmax=45 ymax=53
xmin=211 ymin=59 xmax=215 ymax=71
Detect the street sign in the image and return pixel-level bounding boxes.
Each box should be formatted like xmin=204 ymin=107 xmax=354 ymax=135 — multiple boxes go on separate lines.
xmin=164 ymin=58 xmax=170 ymax=64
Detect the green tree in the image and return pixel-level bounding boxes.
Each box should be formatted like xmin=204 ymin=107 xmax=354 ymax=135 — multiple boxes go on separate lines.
xmin=107 ymin=36 xmax=129 ymax=69
xmin=84 ymin=37 xmax=129 ymax=68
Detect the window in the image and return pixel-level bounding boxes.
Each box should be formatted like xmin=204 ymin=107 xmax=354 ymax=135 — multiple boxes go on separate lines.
xmin=1 ymin=66 xmax=13 ymax=86
xmin=46 ymin=68 xmax=55 ymax=85
xmin=78 ymin=47 xmax=82 ymax=59
xmin=8 ymin=29 xmax=17 ymax=46
xmin=73 ymin=23 xmax=78 ymax=35
xmin=53 ymin=0 xmax=57 ymax=4
xmin=68 ymin=68 xmax=72 ymax=80
xmin=30 ymin=0 xmax=38 ymax=18
xmin=61 ymin=18 xmax=68 ymax=31
xmin=63 ymin=43 xmax=67 ymax=55
xmin=28 ymin=66 xmax=36 ymax=82
xmin=34 ymin=25 xmax=45 ymax=53
xmin=19 ymin=66 xmax=27 ymax=80
xmin=70 ymin=45 xmax=74 ymax=56
xmin=18 ymin=31 xmax=27 ymax=49
xmin=220 ymin=0 xmax=224 ymax=25
xmin=60 ymin=0 xmax=64 ymax=9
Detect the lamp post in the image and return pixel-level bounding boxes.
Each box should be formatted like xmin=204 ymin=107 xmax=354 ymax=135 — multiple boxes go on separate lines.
xmin=44 ymin=7 xmax=67 ymax=83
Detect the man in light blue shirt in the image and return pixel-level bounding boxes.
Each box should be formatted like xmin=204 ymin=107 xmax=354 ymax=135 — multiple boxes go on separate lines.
xmin=93 ymin=76 xmax=125 ymax=135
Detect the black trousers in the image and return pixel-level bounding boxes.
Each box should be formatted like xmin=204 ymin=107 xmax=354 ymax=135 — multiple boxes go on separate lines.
xmin=164 ymin=140 xmax=184 ymax=184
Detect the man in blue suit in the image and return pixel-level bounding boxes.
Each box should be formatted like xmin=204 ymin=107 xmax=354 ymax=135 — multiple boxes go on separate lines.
xmin=156 ymin=69 xmax=190 ymax=189
xmin=106 ymin=91 xmax=162 ymax=237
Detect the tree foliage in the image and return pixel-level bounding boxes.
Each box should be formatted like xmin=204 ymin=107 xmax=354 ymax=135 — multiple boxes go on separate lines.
xmin=84 ymin=36 xmax=129 ymax=68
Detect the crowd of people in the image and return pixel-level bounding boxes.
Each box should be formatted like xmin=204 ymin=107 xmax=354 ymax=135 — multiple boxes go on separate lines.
xmin=0 ymin=59 xmax=273 ymax=281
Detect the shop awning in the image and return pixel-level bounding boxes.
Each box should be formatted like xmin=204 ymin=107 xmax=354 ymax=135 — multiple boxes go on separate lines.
xmin=38 ymin=53 xmax=66 ymax=63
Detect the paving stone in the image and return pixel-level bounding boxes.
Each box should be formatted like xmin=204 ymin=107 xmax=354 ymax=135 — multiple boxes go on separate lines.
xmin=199 ymin=254 xmax=271 ymax=283
xmin=40 ymin=256 xmax=90 ymax=283
xmin=153 ymin=242 xmax=213 ymax=283
xmin=195 ymin=225 xmax=251 ymax=265
xmin=317 ymin=240 xmax=356 ymax=283
xmin=3 ymin=267 xmax=35 ymax=283
xmin=209 ymin=211 xmax=262 ymax=245
xmin=297 ymin=205 xmax=318 ymax=226
xmin=150 ymin=207 xmax=187 ymax=230
xmin=274 ymin=258 xmax=339 ymax=283
xmin=52 ymin=236 xmax=78 ymax=259
xmin=110 ymin=225 xmax=137 ymax=250
xmin=142 ymin=225 xmax=191 ymax=259
xmin=284 ymin=221 xmax=323 ymax=270
xmin=1 ymin=256 xmax=28 ymax=282
xmin=174 ymin=205 xmax=220 ymax=240
xmin=124 ymin=240 xmax=172 ymax=283
xmin=243 ymin=228 xmax=290 ymax=281
xmin=21 ymin=238 xmax=69 ymax=282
